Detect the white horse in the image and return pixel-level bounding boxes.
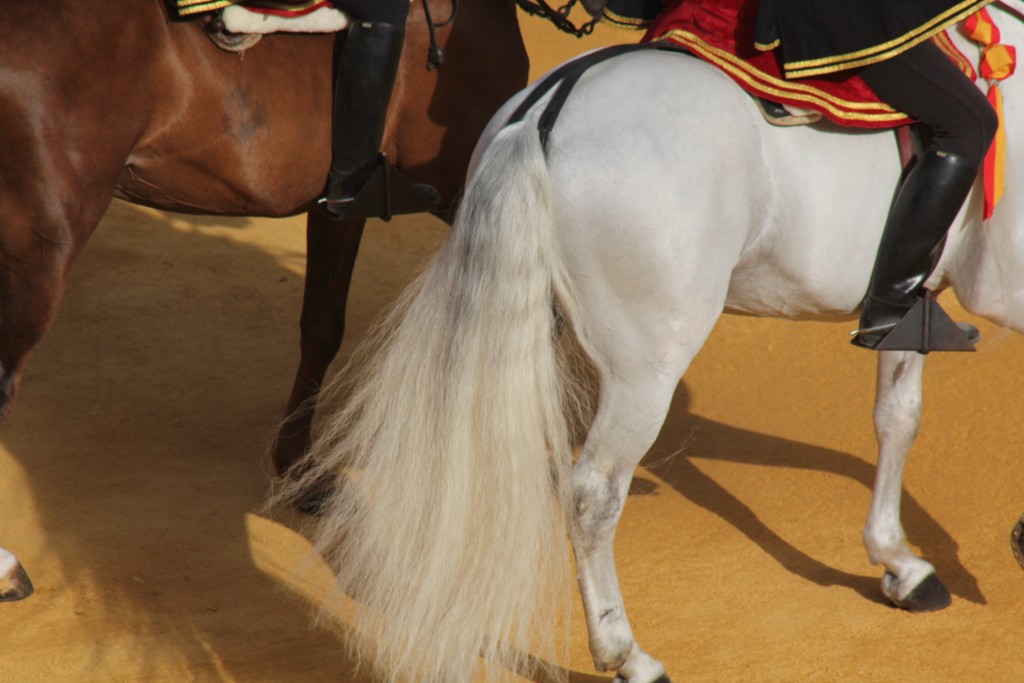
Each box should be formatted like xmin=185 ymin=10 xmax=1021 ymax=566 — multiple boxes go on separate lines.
xmin=287 ymin=2 xmax=1024 ymax=681
xmin=0 ymin=546 xmax=32 ymax=601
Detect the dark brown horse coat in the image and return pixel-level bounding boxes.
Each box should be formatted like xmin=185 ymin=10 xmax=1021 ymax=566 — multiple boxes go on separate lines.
xmin=0 ymin=0 xmax=529 ymax=479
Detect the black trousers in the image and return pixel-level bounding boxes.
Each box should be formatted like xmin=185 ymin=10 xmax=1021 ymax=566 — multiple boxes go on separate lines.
xmin=758 ymin=0 xmax=993 ymax=77
xmin=858 ymin=40 xmax=998 ymax=168
xmin=333 ymin=0 xmax=409 ymax=26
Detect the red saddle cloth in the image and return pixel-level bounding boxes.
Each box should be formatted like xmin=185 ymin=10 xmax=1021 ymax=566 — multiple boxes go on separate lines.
xmin=643 ymin=0 xmax=976 ymax=129
xmin=238 ymin=0 xmax=331 ymax=17
xmin=170 ymin=0 xmax=331 ymax=19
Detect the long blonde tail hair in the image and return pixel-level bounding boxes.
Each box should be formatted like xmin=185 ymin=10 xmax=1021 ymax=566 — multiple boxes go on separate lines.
xmin=281 ymin=119 xmax=586 ymax=683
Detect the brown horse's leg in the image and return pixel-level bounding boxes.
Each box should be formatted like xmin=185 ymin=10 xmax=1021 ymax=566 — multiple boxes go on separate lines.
xmin=0 ymin=205 xmax=111 ymax=422
xmin=0 ymin=270 xmax=57 ymax=420
xmin=0 ymin=115 xmax=119 ymax=422
xmin=273 ymin=209 xmax=365 ymax=490
xmin=268 ymin=0 xmax=528 ymax=508
xmin=0 ymin=6 xmax=140 ymax=422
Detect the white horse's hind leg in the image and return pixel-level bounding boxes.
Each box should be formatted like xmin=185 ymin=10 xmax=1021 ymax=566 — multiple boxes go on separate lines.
xmin=0 ymin=547 xmax=33 ymax=601
xmin=571 ymin=372 xmax=681 ymax=683
xmin=863 ymin=351 xmax=951 ymax=611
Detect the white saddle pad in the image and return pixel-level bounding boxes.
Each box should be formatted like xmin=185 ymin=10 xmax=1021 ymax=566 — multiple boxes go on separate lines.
xmin=221 ymin=4 xmax=350 ymax=34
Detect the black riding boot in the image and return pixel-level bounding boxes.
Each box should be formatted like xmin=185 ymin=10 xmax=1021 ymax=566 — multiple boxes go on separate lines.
xmin=851 ymin=149 xmax=978 ymax=351
xmin=319 ymin=22 xmax=440 ymax=220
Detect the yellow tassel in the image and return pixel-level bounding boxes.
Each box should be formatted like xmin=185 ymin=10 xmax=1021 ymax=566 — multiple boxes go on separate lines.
xmin=965 ymin=8 xmax=1016 ymax=219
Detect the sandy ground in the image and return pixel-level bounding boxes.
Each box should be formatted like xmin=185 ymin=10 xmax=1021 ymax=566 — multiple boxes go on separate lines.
xmin=3 ymin=12 xmax=1024 ymax=683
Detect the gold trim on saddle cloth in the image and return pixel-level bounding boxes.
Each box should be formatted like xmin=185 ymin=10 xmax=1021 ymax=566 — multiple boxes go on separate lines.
xmin=602 ymin=8 xmax=652 ymax=29
xmin=655 ymin=29 xmax=911 ymax=124
xmin=782 ymin=0 xmax=995 ymax=78
xmin=173 ymin=0 xmax=236 ymax=15
xmin=171 ymin=0 xmax=325 ymax=16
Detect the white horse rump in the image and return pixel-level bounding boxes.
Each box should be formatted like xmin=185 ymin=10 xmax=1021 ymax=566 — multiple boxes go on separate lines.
xmin=286 ymin=3 xmax=1024 ymax=681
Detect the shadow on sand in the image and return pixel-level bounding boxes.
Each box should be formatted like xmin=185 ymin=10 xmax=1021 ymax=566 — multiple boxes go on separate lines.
xmin=0 ymin=200 xmax=983 ymax=683
xmin=639 ymin=385 xmax=983 ymax=607
xmin=0 ymin=201 xmax=367 ymax=681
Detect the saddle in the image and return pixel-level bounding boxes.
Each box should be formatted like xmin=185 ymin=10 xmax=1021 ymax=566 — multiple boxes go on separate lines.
xmin=182 ymin=0 xmax=450 ymax=70
xmin=508 ymin=42 xmax=918 ymax=164
xmin=168 ymin=1 xmax=349 ymax=53
xmin=645 ymin=5 xmax=977 ymax=131
xmin=644 ymin=3 xmax=1011 ymax=220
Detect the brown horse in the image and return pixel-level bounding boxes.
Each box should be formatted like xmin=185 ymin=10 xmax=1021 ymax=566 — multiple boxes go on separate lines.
xmin=0 ymin=0 xmax=529 ymax=489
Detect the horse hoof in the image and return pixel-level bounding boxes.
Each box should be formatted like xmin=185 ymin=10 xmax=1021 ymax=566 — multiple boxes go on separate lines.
xmin=1011 ymin=513 xmax=1024 ymax=570
xmin=614 ymin=675 xmax=671 ymax=683
xmin=277 ymin=462 xmax=337 ymax=517
xmin=888 ymin=571 xmax=951 ymax=612
xmin=294 ymin=487 xmax=331 ymax=516
xmin=290 ymin=471 xmax=337 ymax=517
xmin=0 ymin=562 xmax=34 ymax=602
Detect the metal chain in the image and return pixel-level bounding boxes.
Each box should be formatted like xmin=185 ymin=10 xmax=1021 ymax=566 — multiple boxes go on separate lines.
xmin=514 ymin=0 xmax=600 ymax=38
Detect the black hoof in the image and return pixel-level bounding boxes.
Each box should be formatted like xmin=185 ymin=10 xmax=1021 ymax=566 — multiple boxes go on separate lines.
xmin=1011 ymin=513 xmax=1024 ymax=570
xmin=890 ymin=572 xmax=952 ymax=612
xmin=293 ymin=485 xmax=333 ymax=517
xmin=0 ymin=563 xmax=34 ymax=602
xmin=614 ymin=676 xmax=671 ymax=683
xmin=284 ymin=469 xmax=336 ymax=517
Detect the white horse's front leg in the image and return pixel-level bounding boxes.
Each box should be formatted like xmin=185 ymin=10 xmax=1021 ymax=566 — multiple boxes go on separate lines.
xmin=571 ymin=380 xmax=674 ymax=683
xmin=0 ymin=547 xmax=33 ymax=601
xmin=863 ymin=350 xmax=951 ymax=611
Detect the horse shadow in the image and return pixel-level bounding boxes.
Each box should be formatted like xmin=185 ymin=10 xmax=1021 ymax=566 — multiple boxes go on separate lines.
xmin=0 ymin=200 xmax=376 ymax=682
xmin=0 ymin=200 xmax=982 ymax=682
xmin=0 ymin=198 xmax=619 ymax=683
xmin=635 ymin=384 xmax=985 ymax=607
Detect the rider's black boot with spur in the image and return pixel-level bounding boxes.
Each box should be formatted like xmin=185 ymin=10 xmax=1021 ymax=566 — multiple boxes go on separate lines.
xmin=851 ymin=148 xmax=979 ymax=352
xmin=319 ymin=22 xmax=440 ymax=220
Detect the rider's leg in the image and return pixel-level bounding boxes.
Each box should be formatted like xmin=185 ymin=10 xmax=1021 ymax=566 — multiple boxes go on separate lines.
xmin=319 ymin=0 xmax=439 ymax=218
xmin=851 ymin=40 xmax=998 ymax=350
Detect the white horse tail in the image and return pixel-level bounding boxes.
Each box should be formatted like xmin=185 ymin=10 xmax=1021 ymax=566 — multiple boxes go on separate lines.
xmin=288 ymin=119 xmax=582 ymax=683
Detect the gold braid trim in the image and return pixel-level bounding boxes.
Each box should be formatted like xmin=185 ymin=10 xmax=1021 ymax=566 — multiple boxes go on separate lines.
xmin=174 ymin=0 xmax=236 ymax=15
xmin=172 ymin=0 xmax=325 ymax=15
xmin=655 ymin=30 xmax=911 ymax=123
xmin=783 ymin=0 xmax=994 ymax=77
xmin=601 ymin=8 xmax=652 ymax=29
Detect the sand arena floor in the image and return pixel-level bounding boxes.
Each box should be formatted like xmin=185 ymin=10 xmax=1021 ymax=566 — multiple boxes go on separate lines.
xmin=2 ymin=12 xmax=1024 ymax=683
